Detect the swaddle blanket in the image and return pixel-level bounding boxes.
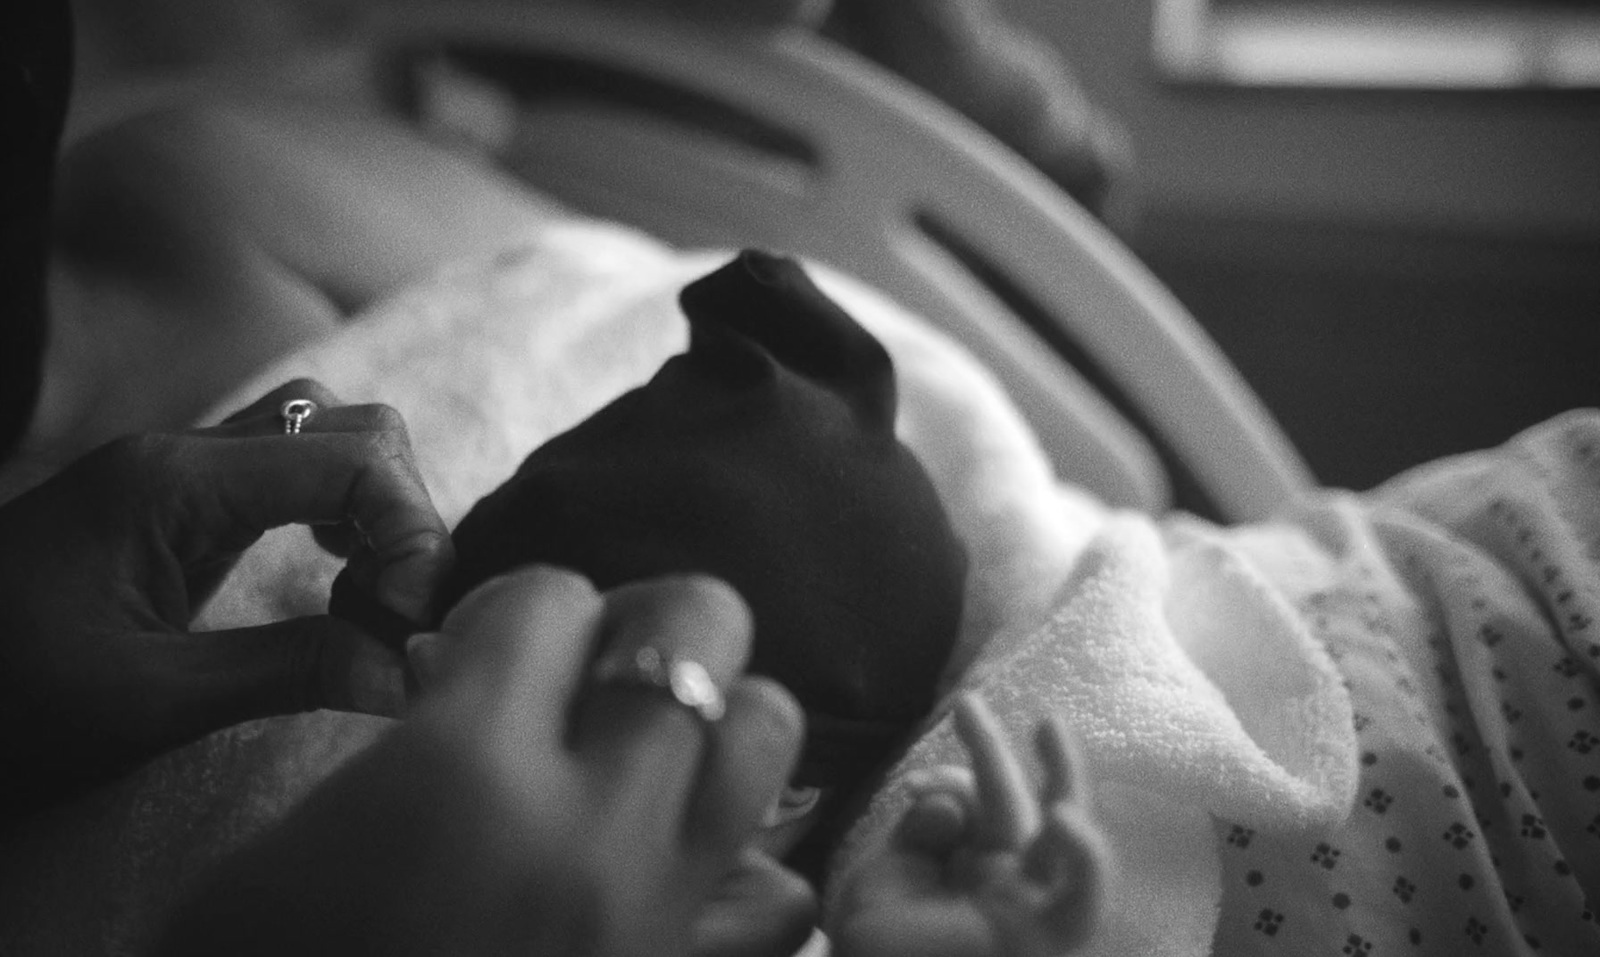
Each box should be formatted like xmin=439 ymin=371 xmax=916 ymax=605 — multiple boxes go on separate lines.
xmin=2 ymin=214 xmax=1596 ymax=957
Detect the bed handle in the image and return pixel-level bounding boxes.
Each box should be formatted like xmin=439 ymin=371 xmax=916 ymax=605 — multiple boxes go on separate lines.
xmin=369 ymin=2 xmax=1315 ymax=521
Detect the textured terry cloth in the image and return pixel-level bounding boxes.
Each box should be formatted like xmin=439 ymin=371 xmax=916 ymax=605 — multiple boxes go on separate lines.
xmin=829 ymin=512 xmax=1360 ymax=957
xmin=334 ymin=249 xmax=969 ymax=790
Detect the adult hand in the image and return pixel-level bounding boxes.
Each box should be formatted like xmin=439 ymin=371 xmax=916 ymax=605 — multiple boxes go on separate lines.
xmin=0 ymin=379 xmax=452 ymax=819
xmin=157 ymin=566 xmax=815 ymax=957
xmin=408 ymin=574 xmax=820 ymax=957
xmin=827 ymin=693 xmax=1111 ymax=957
xmin=691 ymin=845 xmax=819 ymax=957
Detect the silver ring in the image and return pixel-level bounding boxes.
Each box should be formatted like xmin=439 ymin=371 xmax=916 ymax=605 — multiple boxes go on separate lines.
xmin=280 ymin=399 xmax=317 ymax=435
xmin=591 ymin=646 xmax=726 ymax=723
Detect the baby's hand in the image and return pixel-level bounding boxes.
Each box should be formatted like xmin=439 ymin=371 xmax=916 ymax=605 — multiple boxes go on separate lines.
xmin=827 ymin=693 xmax=1110 ymax=957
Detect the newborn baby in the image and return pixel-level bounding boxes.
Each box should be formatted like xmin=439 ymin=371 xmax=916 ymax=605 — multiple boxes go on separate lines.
xmin=336 ymin=250 xmax=968 ymax=862
xmin=328 ymin=250 xmax=1106 ymax=955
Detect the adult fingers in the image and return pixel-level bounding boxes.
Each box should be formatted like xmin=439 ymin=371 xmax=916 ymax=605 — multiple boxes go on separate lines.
xmin=432 ymin=566 xmax=605 ymax=738
xmin=145 ymin=409 xmax=452 ymax=624
xmin=127 ymin=614 xmax=406 ymax=750
xmin=213 ymin=393 xmax=414 ymax=444
xmin=212 ymin=378 xmax=343 ymax=433
xmin=206 ymin=380 xmax=410 ymax=560
xmin=953 ymin=692 xmax=1038 ymax=850
xmin=405 ymin=629 xmax=451 ymax=694
xmin=573 ymin=576 xmax=754 ymax=814
xmin=682 ymin=675 xmax=804 ymax=856
xmin=690 ymin=847 xmax=819 ymax=957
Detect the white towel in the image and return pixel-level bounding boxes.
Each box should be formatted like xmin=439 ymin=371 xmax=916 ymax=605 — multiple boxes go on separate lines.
xmin=828 ymin=511 xmax=1359 ymax=957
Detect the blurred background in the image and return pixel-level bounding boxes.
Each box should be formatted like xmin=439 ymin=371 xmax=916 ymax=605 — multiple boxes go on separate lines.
xmin=55 ymin=0 xmax=1600 ymax=492
xmin=1008 ymin=0 xmax=1600 ymax=491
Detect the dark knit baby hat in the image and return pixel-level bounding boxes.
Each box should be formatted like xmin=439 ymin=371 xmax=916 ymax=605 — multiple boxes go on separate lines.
xmin=335 ymin=250 xmax=967 ymax=787
xmin=445 ymin=250 xmax=966 ymax=785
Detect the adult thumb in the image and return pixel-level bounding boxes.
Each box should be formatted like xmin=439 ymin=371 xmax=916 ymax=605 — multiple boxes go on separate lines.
xmin=149 ymin=616 xmax=408 ymax=742
xmin=8 ymin=619 xmax=404 ymax=817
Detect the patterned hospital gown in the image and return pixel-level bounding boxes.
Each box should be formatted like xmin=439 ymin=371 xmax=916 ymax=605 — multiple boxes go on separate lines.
xmin=1209 ymin=410 xmax=1600 ymax=956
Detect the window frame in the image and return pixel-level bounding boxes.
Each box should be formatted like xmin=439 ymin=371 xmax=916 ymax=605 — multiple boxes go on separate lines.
xmin=1152 ymin=0 xmax=1600 ymax=89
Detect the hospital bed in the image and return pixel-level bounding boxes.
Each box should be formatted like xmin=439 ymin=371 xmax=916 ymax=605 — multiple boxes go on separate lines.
xmin=10 ymin=9 xmax=1598 ymax=956
xmin=0 ymin=4 xmax=1333 ymax=955
xmin=369 ymin=1 xmax=1314 ymax=524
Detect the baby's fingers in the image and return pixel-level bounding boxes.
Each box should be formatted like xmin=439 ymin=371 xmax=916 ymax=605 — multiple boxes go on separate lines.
xmin=897 ymin=766 xmax=976 ymax=855
xmin=1024 ymin=803 xmax=1112 ymax=952
xmin=1026 ymin=717 xmax=1108 ymax=948
xmin=953 ymin=693 xmax=1037 ymax=850
xmin=1036 ymin=715 xmax=1089 ymax=807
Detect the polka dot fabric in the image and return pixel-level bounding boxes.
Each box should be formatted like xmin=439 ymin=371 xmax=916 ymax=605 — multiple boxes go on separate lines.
xmin=1210 ymin=410 xmax=1600 ymax=956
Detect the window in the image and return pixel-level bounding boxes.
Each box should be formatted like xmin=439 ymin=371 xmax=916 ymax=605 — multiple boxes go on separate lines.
xmin=1153 ymin=0 xmax=1600 ymax=87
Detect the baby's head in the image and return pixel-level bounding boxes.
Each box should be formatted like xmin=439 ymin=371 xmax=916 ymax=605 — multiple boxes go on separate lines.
xmin=337 ymin=250 xmax=967 ymax=871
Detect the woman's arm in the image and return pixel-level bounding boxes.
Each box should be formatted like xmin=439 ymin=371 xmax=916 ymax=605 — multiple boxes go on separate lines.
xmin=33 ymin=96 xmax=560 ymax=462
